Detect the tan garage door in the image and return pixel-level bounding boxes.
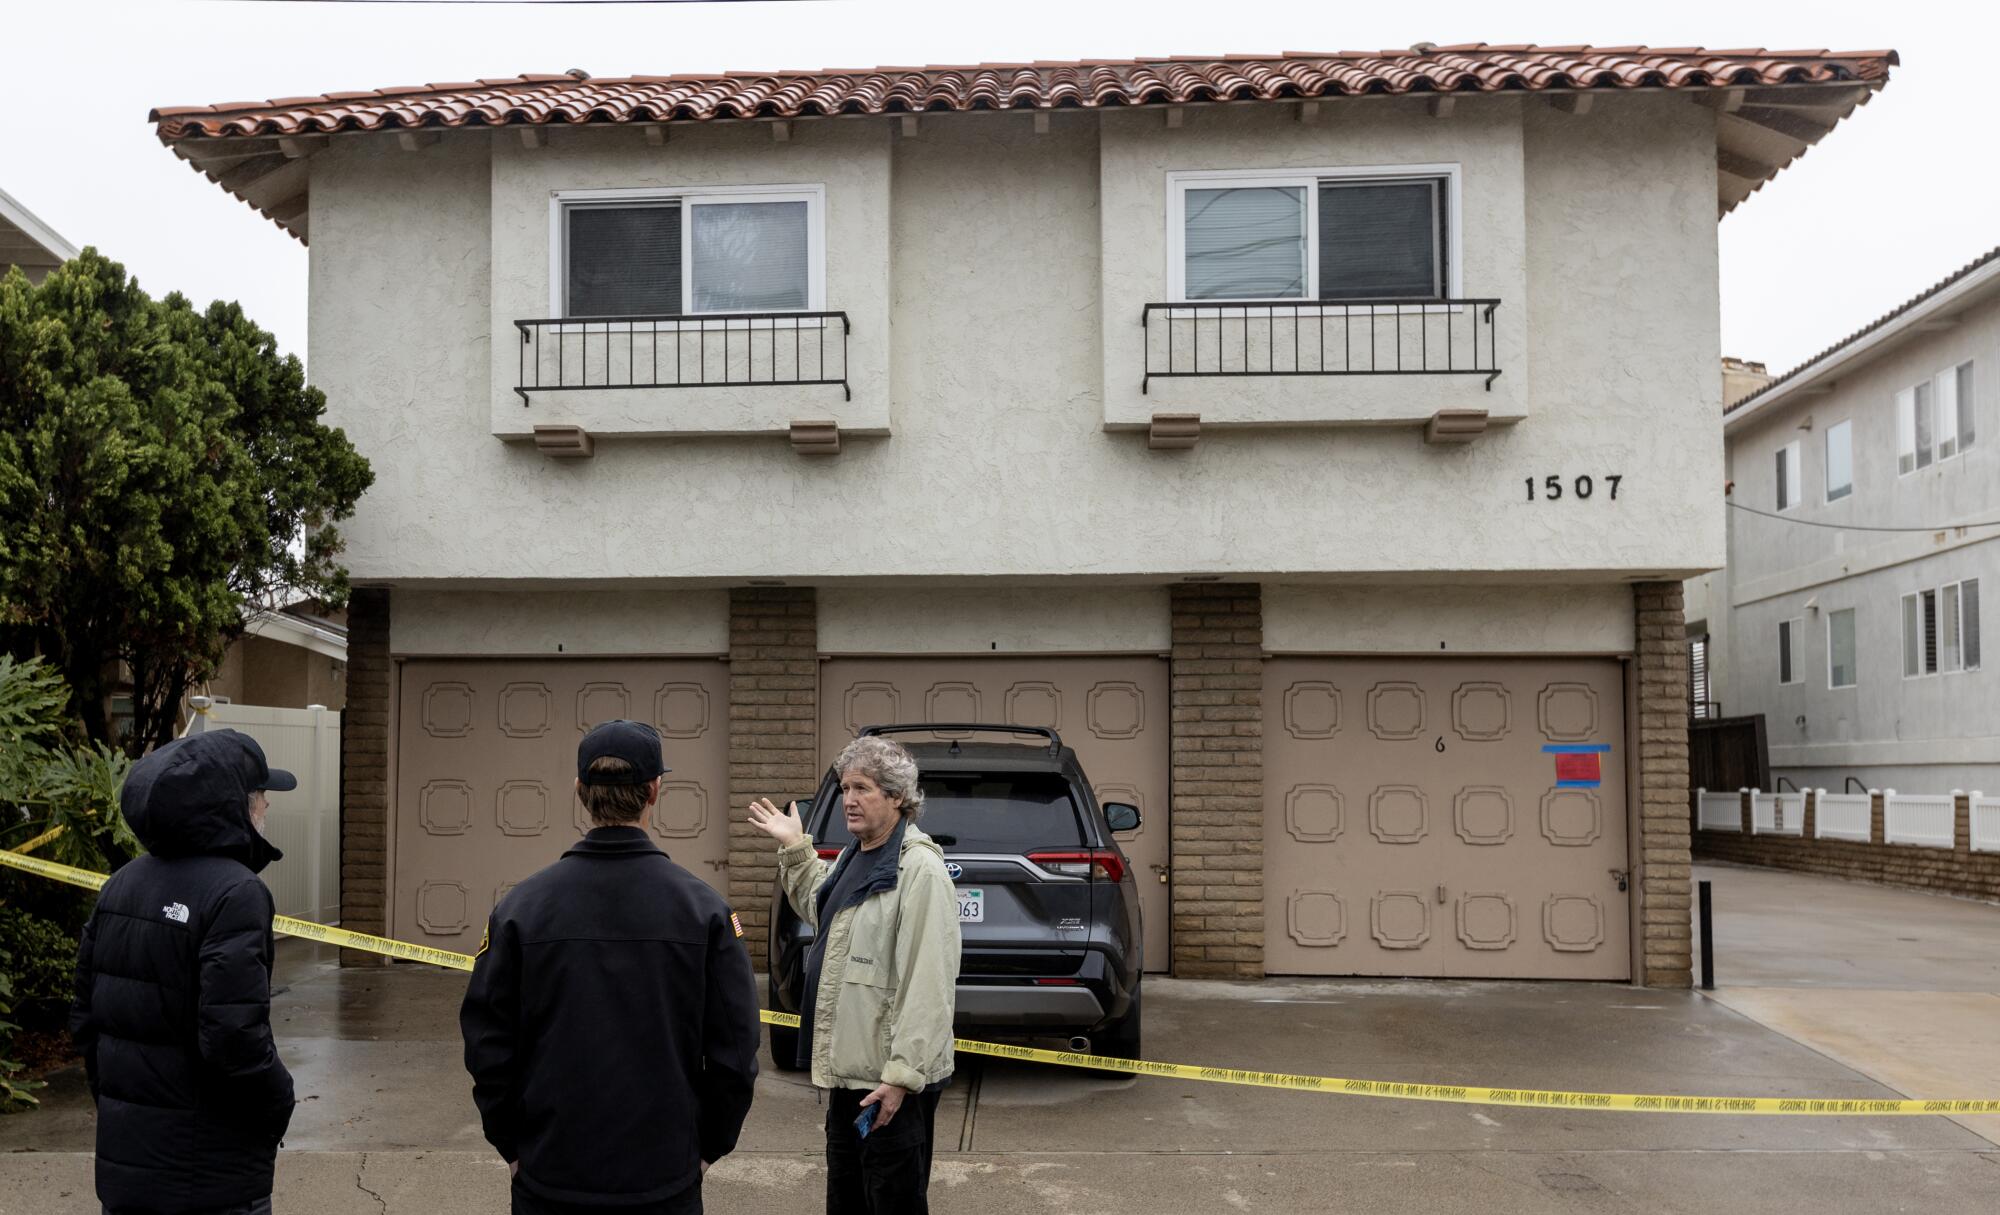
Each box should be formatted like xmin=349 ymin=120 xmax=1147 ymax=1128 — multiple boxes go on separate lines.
xmin=820 ymin=656 xmax=1170 ymax=972
xmin=394 ymin=658 xmax=730 ymax=952
xmin=1265 ymin=657 xmax=1630 ymax=979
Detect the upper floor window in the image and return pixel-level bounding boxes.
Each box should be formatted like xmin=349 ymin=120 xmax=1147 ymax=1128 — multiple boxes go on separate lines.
xmin=1167 ymin=166 xmax=1459 ymax=303
xmin=554 ymin=185 xmax=823 ymax=318
xmin=1775 ymin=440 xmax=1801 ymax=511
xmin=1940 ymin=361 xmax=1976 ymax=460
xmin=1898 ymin=361 xmax=1976 ymax=474
xmin=1824 ymin=420 xmax=1852 ymax=502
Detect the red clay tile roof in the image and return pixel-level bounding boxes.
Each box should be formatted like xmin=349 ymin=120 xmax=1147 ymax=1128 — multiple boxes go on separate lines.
xmin=150 ymin=45 xmax=1896 ymax=242
xmin=152 ymin=45 xmax=1894 ymax=138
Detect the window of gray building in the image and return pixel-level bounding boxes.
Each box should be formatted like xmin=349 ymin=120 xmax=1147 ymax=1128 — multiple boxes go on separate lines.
xmin=1827 ymin=608 xmax=1857 ymax=688
xmin=1904 ymin=589 xmax=1938 ymax=677
xmin=1898 ymin=381 xmax=1935 ymax=474
xmin=1825 ymin=420 xmax=1853 ymax=502
xmin=1943 ymin=579 xmax=1982 ymax=673
xmin=1779 ymin=617 xmax=1803 ymax=684
xmin=1940 ymin=361 xmax=1976 ymax=459
xmin=1776 ymin=440 xmax=1801 ymax=511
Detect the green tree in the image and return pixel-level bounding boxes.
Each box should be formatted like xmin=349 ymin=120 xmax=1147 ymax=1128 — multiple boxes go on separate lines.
xmin=0 ymin=250 xmax=372 ymax=754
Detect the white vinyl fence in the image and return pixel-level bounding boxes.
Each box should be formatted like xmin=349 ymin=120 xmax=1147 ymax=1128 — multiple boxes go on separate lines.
xmin=1751 ymin=791 xmax=1805 ymax=837
xmin=189 ymin=703 xmax=340 ymax=923
xmin=1882 ymin=790 xmax=1955 ymax=850
xmin=1696 ymin=788 xmax=1744 ymax=832
xmin=1813 ymin=791 xmax=1873 ymax=843
xmin=1971 ymin=793 xmax=1999 ymax=854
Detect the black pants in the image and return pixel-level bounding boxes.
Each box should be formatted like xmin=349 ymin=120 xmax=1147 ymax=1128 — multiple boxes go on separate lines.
xmin=104 ymin=1201 xmax=272 ymax=1215
xmin=825 ymin=1087 xmax=944 ymax=1215
xmin=511 ymin=1178 xmax=702 ymax=1215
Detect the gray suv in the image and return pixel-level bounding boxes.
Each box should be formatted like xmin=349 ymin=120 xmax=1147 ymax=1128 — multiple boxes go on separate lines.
xmin=766 ymin=724 xmax=1144 ymax=1069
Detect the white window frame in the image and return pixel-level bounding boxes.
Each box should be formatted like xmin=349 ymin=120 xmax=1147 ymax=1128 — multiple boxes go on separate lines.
xmin=1824 ymin=419 xmax=1853 ymax=503
xmin=1164 ymin=163 xmax=1465 ymax=311
xmin=1826 ymin=607 xmax=1857 ymax=689
xmin=1778 ymin=617 xmax=1804 ymax=686
xmin=1903 ymin=589 xmax=1938 ymax=678
xmin=1775 ymin=440 xmax=1802 ymax=512
xmin=1936 ymin=360 xmax=1976 ymax=461
xmin=1897 ymin=384 xmax=1931 ymax=476
xmin=1937 ymin=578 xmax=1982 ymax=675
xmin=548 ymin=183 xmax=827 ymax=326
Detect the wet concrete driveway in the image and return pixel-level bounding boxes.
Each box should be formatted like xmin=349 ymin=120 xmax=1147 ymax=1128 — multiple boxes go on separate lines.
xmin=7 ymin=876 xmax=2000 ymax=1213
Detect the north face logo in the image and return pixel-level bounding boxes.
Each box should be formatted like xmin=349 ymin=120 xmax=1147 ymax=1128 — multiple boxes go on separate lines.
xmin=162 ymin=903 xmax=190 ymax=924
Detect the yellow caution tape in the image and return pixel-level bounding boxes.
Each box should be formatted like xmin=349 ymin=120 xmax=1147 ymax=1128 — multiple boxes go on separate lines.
xmin=8 ymin=824 xmax=68 ymax=855
xmin=10 ymin=847 xmax=2000 ymax=1116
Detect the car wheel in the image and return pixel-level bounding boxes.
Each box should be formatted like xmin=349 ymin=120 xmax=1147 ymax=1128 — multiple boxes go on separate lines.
xmin=767 ymin=978 xmax=805 ymax=1072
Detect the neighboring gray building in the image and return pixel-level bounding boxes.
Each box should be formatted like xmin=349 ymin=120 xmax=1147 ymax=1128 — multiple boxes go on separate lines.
xmin=1690 ymin=247 xmax=1999 ymax=796
xmin=0 ymin=185 xmax=76 ymax=283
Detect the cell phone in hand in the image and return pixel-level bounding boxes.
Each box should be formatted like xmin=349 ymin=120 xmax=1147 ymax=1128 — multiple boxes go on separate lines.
xmin=854 ymin=1103 xmax=877 ymax=1138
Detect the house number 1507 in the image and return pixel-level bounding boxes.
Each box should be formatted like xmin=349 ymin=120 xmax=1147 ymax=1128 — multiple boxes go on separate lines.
xmin=1526 ymin=474 xmax=1621 ymax=501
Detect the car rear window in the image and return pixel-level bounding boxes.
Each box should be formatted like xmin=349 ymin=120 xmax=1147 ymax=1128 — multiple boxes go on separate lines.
xmin=815 ymin=772 xmax=1087 ymax=852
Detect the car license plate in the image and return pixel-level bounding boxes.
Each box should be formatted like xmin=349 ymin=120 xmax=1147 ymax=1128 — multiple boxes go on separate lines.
xmin=956 ymin=888 xmax=984 ymax=923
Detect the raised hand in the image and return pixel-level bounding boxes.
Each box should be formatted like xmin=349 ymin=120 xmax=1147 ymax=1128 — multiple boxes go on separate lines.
xmin=746 ymin=797 xmax=804 ymax=849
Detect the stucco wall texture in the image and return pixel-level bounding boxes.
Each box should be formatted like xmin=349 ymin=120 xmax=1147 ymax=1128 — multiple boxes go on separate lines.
xmin=308 ymin=94 xmax=1725 ymax=591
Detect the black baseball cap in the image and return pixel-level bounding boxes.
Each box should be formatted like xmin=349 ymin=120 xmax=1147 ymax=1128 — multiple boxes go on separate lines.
xmin=577 ymin=719 xmax=668 ymax=785
xmin=220 ymin=729 xmax=298 ymax=792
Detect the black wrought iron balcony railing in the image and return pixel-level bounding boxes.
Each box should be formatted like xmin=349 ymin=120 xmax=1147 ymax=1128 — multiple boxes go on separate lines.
xmin=513 ymin=311 xmax=851 ymax=405
xmin=1141 ymin=299 xmax=1501 ymax=394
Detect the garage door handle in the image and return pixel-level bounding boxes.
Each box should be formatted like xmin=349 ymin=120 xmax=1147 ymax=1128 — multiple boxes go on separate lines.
xmin=1437 ymin=884 xmax=1447 ymax=905
xmin=1609 ymin=868 xmax=1628 ymax=893
xmin=707 ymin=859 xmax=730 ymax=871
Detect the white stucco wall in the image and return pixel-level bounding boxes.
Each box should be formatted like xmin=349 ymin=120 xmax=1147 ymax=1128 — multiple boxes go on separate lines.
xmin=310 ymin=97 xmax=1724 ymax=587
xmin=391 ymin=589 xmax=729 ymax=655
xmin=1265 ymin=583 xmax=1637 ymax=654
xmin=819 ymin=586 xmax=1170 ymax=654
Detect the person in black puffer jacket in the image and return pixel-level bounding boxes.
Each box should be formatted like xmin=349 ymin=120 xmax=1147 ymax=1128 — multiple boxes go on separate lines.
xmin=71 ymin=729 xmax=299 ymax=1215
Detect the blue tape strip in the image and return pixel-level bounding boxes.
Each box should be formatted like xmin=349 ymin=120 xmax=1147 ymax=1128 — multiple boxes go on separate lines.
xmin=1542 ymin=744 xmax=1612 ymax=753
xmin=1556 ymin=779 xmax=1603 ymax=788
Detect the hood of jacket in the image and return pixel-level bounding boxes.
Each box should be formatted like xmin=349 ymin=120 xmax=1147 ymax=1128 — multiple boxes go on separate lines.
xmin=120 ymin=732 xmax=284 ymax=872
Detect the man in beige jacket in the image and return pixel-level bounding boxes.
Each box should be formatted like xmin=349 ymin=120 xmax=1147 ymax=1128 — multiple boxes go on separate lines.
xmin=749 ymin=735 xmax=959 ymax=1215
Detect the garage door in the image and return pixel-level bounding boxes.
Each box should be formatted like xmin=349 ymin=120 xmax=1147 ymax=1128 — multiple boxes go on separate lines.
xmin=394 ymin=658 xmax=730 ymax=952
xmin=1265 ymin=657 xmax=1629 ymax=979
xmin=820 ymin=657 xmax=1170 ymax=972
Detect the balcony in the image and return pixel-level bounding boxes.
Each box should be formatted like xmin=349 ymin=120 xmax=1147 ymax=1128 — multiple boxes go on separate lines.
xmin=512 ymin=311 xmax=852 ymax=406
xmin=1141 ymin=299 xmax=1502 ymax=395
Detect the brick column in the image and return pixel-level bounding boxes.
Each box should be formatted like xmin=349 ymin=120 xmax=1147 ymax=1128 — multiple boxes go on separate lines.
xmin=1168 ymin=583 xmax=1264 ymax=979
xmin=1634 ymin=582 xmax=1692 ymax=988
xmin=339 ymin=588 xmax=391 ymax=966
xmin=725 ymin=587 xmax=818 ymax=971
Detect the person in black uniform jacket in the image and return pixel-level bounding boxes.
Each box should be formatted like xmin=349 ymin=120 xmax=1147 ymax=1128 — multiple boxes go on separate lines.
xmin=460 ymin=719 xmax=760 ymax=1215
xmin=71 ymin=729 xmax=299 ymax=1215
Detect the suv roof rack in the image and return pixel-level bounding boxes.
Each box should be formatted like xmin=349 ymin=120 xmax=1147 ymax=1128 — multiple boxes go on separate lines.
xmin=858 ymin=722 xmax=1064 ymax=756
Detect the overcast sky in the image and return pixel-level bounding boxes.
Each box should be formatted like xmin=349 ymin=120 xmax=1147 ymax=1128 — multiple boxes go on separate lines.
xmin=5 ymin=0 xmax=1993 ymax=377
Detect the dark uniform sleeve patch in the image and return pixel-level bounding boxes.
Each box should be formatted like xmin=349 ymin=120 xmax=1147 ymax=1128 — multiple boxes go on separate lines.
xmin=476 ymin=926 xmax=490 ymax=957
xmin=730 ymin=912 xmax=744 ymax=939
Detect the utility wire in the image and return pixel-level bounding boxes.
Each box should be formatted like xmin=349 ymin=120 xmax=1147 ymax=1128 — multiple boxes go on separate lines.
xmin=1726 ymin=500 xmax=2000 ymax=533
xmin=201 ymin=1 xmax=822 ymax=6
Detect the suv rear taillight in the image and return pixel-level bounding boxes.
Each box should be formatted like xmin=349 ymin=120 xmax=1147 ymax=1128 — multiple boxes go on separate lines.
xmin=816 ymin=846 xmax=842 ymax=860
xmin=1027 ymin=850 xmax=1126 ymax=883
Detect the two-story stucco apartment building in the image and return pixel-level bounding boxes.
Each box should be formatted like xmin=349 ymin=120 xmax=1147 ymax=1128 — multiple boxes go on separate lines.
xmin=1688 ymin=247 xmax=1998 ymax=797
xmin=152 ymin=45 xmax=1891 ymax=988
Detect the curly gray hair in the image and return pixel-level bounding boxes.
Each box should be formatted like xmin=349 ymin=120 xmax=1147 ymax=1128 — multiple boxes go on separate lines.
xmin=834 ymin=736 xmax=926 ymax=819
